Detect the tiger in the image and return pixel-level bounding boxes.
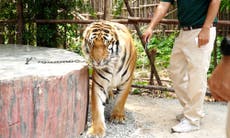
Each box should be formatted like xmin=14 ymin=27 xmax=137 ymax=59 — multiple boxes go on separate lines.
xmin=81 ymin=20 xmax=137 ymax=137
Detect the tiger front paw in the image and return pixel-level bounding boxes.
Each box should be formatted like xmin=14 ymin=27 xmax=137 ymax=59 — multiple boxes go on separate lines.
xmin=86 ymin=125 xmax=105 ymax=138
xmin=110 ymin=112 xmax=125 ymax=123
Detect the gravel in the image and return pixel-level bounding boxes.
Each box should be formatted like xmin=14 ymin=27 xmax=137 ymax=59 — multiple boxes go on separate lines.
xmin=79 ymin=95 xmax=227 ymax=138
xmin=79 ymin=97 xmax=138 ymax=138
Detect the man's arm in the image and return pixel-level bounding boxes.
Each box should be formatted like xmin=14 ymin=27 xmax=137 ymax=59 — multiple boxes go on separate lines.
xmin=142 ymin=2 xmax=171 ymax=43
xmin=198 ymin=0 xmax=221 ymax=47
xmin=147 ymin=2 xmax=171 ymax=30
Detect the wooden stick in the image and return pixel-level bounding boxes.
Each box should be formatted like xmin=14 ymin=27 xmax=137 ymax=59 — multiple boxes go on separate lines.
xmin=132 ymin=84 xmax=174 ymax=92
xmin=131 ymin=84 xmax=212 ymax=97
xmin=123 ymin=0 xmax=162 ymax=86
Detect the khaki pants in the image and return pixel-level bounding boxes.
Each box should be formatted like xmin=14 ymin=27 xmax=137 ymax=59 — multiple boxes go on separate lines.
xmin=227 ymin=102 xmax=230 ymax=138
xmin=169 ymin=27 xmax=216 ymax=126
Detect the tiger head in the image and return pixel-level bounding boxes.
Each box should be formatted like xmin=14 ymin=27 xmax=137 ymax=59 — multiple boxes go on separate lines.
xmin=82 ymin=21 xmax=120 ymax=68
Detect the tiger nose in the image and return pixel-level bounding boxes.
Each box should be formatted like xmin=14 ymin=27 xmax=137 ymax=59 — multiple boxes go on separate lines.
xmin=97 ymin=60 xmax=101 ymax=65
xmin=94 ymin=59 xmax=102 ymax=65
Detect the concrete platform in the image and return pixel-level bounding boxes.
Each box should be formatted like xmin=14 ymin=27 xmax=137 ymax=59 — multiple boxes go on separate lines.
xmin=0 ymin=44 xmax=89 ymax=138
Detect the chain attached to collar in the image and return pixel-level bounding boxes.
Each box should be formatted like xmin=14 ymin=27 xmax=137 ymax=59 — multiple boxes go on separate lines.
xmin=25 ymin=57 xmax=83 ymax=65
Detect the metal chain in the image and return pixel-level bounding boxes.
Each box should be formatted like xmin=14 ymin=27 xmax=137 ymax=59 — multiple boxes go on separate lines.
xmin=25 ymin=57 xmax=83 ymax=65
xmin=37 ymin=59 xmax=81 ymax=64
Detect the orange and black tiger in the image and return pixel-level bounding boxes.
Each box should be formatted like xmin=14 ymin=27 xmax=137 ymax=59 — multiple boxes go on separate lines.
xmin=81 ymin=21 xmax=137 ymax=137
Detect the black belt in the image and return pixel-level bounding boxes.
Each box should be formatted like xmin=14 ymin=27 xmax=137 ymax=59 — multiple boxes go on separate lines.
xmin=181 ymin=23 xmax=217 ymax=31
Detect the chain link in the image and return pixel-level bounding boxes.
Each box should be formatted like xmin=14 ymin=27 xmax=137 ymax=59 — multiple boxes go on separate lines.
xmin=25 ymin=57 xmax=83 ymax=65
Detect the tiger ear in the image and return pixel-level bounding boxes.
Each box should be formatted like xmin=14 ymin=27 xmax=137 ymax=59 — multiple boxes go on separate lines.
xmin=83 ymin=27 xmax=90 ymax=40
xmin=82 ymin=23 xmax=94 ymax=53
xmin=81 ymin=38 xmax=90 ymax=56
xmin=82 ymin=29 xmax=91 ymax=56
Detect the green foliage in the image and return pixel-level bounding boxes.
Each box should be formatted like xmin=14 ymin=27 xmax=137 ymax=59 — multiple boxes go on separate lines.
xmin=215 ymin=36 xmax=224 ymax=58
xmin=67 ymin=36 xmax=83 ymax=54
xmin=208 ymin=36 xmax=223 ymax=75
xmin=220 ymin=0 xmax=230 ymax=12
xmin=134 ymin=35 xmax=150 ymax=69
xmin=32 ymin=0 xmax=77 ymax=47
xmin=134 ymin=31 xmax=223 ymax=76
xmin=0 ymin=0 xmax=95 ymax=50
xmin=0 ymin=1 xmax=16 ymax=19
xmin=76 ymin=0 xmax=95 ymax=17
xmin=113 ymin=0 xmax=124 ymax=18
xmin=132 ymin=89 xmax=142 ymax=95
xmin=134 ymin=31 xmax=178 ymax=70
xmin=0 ymin=1 xmax=16 ymax=44
xmin=149 ymin=31 xmax=178 ymax=69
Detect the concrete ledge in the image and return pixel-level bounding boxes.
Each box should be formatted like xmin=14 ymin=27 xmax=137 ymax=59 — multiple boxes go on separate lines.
xmin=0 ymin=44 xmax=89 ymax=138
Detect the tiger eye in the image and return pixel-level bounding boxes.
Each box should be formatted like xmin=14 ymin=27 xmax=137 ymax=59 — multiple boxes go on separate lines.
xmin=103 ymin=29 xmax=110 ymax=33
xmin=103 ymin=36 xmax=107 ymax=40
xmin=92 ymin=29 xmax=99 ymax=32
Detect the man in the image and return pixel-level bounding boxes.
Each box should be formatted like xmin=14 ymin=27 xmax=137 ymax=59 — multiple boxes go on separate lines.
xmin=142 ymin=0 xmax=220 ymax=133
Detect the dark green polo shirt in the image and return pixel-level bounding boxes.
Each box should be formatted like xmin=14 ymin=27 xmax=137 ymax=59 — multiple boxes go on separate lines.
xmin=161 ymin=0 xmax=217 ymax=27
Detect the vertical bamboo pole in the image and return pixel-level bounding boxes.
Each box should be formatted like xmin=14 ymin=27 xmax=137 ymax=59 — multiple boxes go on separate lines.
xmin=103 ymin=0 xmax=112 ymax=20
xmin=123 ymin=0 xmax=162 ymax=86
xmin=103 ymin=0 xmax=107 ymax=20
xmin=16 ymin=0 xmax=23 ymax=44
xmin=138 ymin=0 xmax=140 ymax=18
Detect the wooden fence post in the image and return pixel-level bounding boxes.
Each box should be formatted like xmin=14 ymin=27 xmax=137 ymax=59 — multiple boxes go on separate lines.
xmin=16 ymin=0 xmax=23 ymax=44
xmin=123 ymin=0 xmax=162 ymax=86
xmin=103 ymin=0 xmax=112 ymax=20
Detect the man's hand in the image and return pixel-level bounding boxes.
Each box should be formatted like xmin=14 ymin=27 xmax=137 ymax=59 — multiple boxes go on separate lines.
xmin=142 ymin=27 xmax=153 ymax=44
xmin=198 ymin=0 xmax=220 ymax=47
xmin=142 ymin=2 xmax=171 ymax=44
xmin=198 ymin=27 xmax=210 ymax=47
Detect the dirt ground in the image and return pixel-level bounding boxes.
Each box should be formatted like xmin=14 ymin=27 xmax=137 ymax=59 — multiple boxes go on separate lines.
xmin=80 ymin=94 xmax=228 ymax=138
xmin=126 ymin=95 xmax=227 ymax=138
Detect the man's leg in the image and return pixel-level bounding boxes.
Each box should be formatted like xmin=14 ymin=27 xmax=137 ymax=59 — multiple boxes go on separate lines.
xmin=171 ymin=27 xmax=216 ymax=132
xmin=169 ymin=31 xmax=189 ymax=108
xmin=183 ymin=27 xmax=216 ymax=126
